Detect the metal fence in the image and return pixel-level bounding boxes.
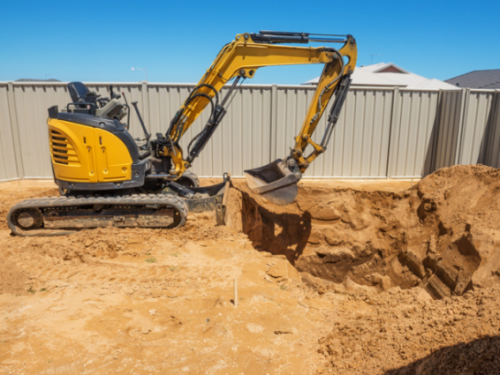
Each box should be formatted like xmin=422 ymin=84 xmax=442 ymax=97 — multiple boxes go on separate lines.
xmin=0 ymin=81 xmax=499 ymax=182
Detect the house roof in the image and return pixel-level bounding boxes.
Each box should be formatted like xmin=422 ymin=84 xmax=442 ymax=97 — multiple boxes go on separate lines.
xmin=445 ymin=69 xmax=500 ymax=89
xmin=15 ymin=78 xmax=61 ymax=82
xmin=360 ymin=62 xmax=410 ymax=74
xmin=302 ymin=68 xmax=406 ymax=87
xmin=302 ymin=63 xmax=458 ymax=90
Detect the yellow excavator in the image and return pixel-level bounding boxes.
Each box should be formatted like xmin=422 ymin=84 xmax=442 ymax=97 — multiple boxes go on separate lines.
xmin=7 ymin=31 xmax=357 ymax=236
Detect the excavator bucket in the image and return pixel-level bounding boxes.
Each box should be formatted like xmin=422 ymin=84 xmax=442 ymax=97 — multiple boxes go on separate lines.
xmin=244 ymin=159 xmax=299 ymax=206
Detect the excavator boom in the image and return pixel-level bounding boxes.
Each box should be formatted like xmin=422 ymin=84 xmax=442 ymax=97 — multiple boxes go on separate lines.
xmin=161 ymin=31 xmax=357 ymax=205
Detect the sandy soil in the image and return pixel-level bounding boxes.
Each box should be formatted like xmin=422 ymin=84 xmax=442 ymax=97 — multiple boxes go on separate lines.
xmin=1 ymin=167 xmax=499 ymax=375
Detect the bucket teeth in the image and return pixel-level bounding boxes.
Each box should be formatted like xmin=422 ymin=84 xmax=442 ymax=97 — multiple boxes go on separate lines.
xmin=244 ymin=159 xmax=299 ymax=206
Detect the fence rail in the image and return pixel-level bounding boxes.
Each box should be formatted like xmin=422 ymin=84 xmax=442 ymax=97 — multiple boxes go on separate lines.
xmin=0 ymin=82 xmax=498 ymax=182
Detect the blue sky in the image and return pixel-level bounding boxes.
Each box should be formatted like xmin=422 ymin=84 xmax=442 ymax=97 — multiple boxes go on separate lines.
xmin=0 ymin=0 xmax=498 ymax=84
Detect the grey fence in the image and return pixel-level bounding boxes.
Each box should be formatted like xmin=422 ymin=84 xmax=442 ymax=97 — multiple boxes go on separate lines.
xmin=0 ymin=81 xmax=499 ymax=182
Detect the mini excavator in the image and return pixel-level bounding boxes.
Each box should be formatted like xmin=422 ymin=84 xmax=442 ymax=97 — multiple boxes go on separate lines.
xmin=7 ymin=31 xmax=357 ymax=236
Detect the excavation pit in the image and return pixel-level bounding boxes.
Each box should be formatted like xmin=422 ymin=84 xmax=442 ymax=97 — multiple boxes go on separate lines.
xmin=225 ymin=165 xmax=500 ymax=299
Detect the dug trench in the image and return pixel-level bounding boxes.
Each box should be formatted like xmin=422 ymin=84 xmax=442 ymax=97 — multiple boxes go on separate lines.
xmin=228 ymin=164 xmax=500 ymax=300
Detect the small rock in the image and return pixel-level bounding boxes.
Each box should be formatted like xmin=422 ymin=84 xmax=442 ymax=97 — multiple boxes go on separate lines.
xmin=307 ymin=229 xmax=322 ymax=244
xmin=151 ymin=289 xmax=162 ymax=298
xmin=121 ymin=286 xmax=134 ymax=295
xmin=149 ymin=309 xmax=157 ymax=315
xmin=267 ymin=262 xmax=288 ymax=279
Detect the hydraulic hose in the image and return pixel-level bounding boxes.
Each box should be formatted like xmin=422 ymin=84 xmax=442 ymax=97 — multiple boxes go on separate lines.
xmin=167 ymin=84 xmax=219 ymax=139
xmin=173 ymin=93 xmax=215 ymax=142
xmin=186 ymin=84 xmax=219 ymax=107
xmin=316 ymin=49 xmax=345 ymax=114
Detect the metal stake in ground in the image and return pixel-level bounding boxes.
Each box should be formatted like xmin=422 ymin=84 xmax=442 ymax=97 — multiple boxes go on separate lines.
xmin=234 ymin=279 xmax=238 ymax=307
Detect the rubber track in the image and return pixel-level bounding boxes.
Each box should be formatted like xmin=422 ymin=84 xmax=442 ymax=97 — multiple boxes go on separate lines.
xmin=7 ymin=193 xmax=188 ymax=237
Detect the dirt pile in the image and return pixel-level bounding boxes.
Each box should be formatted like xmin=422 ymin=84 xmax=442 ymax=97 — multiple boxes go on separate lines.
xmin=230 ymin=165 xmax=500 ymax=299
xmin=315 ymin=284 xmax=500 ymax=374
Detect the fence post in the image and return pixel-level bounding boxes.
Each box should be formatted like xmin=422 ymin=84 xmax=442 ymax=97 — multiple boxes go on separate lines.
xmin=483 ymin=90 xmax=500 ymax=167
xmin=428 ymin=89 xmax=444 ymax=174
xmin=494 ymin=90 xmax=500 ymax=168
xmin=141 ymin=81 xmax=151 ymax=133
xmin=6 ymin=82 xmax=24 ymax=179
xmin=454 ymin=87 xmax=470 ymax=165
xmin=270 ymin=84 xmax=278 ymax=161
xmin=386 ymin=87 xmax=401 ymax=178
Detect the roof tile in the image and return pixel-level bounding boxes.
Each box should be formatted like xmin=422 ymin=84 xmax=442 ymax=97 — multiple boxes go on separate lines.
xmin=445 ymin=69 xmax=500 ymax=89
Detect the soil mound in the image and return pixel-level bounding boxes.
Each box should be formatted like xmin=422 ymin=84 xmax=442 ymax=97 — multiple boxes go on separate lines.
xmin=316 ymin=284 xmax=500 ymax=374
xmin=230 ymin=165 xmax=500 ymax=299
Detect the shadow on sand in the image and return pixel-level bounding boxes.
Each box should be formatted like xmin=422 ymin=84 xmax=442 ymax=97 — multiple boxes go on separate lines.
xmin=384 ymin=335 xmax=500 ymax=375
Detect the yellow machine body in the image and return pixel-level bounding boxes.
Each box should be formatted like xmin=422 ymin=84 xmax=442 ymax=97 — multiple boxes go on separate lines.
xmin=48 ymin=118 xmax=133 ymax=184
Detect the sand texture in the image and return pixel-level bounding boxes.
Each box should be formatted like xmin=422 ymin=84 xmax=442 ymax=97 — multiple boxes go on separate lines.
xmin=0 ymin=165 xmax=499 ymax=374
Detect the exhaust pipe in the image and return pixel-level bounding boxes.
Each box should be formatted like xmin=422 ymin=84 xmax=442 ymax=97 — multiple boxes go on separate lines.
xmin=244 ymin=159 xmax=300 ymax=206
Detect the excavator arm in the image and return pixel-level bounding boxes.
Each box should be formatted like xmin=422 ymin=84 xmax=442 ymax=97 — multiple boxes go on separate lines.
xmin=158 ymin=31 xmax=357 ymax=204
xmin=291 ymin=38 xmax=357 ymax=173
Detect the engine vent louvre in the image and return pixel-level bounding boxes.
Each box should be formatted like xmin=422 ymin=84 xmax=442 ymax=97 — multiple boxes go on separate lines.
xmin=49 ymin=130 xmax=81 ymax=166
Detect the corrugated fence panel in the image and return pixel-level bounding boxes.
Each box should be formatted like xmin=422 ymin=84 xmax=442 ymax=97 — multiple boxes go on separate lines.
xmin=147 ymin=84 xmax=186 ymax=136
xmin=368 ymin=90 xmax=394 ymax=176
xmin=308 ymin=89 xmax=393 ymax=177
xmin=1 ymin=82 xmax=499 ymax=182
xmin=273 ymin=87 xmax=394 ymax=178
xmin=434 ymin=91 xmax=464 ymax=170
xmin=458 ymin=90 xmax=496 ymax=165
xmin=275 ymin=87 xmax=310 ymax=172
xmin=352 ymin=89 xmax=393 ymax=177
xmin=482 ymin=92 xmax=500 ymax=168
xmin=388 ymin=90 xmax=441 ymax=177
xmin=0 ymin=84 xmax=18 ymax=180
xmin=199 ymin=86 xmax=272 ymax=177
xmin=13 ymin=84 xmax=70 ymax=178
